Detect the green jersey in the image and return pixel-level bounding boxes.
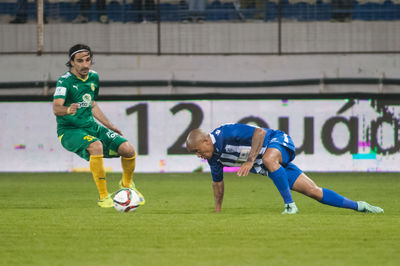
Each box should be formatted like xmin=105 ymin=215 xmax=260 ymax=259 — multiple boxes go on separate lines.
xmin=53 ymin=70 xmax=100 ymax=135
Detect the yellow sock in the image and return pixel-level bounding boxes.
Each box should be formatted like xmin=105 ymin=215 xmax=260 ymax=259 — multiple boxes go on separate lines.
xmin=89 ymin=155 xmax=108 ymax=200
xmin=121 ymin=155 xmax=136 ymax=187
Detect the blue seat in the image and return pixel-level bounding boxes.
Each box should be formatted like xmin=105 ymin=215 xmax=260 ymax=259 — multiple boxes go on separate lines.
xmin=292 ymin=2 xmax=313 ymax=21
xmin=382 ymin=0 xmax=396 ymax=21
xmin=264 ymin=1 xmax=278 ymax=21
xmin=178 ymin=0 xmax=189 ymax=21
xmin=107 ymin=1 xmax=123 ymax=22
xmin=206 ymin=1 xmax=224 ymax=21
xmin=123 ymin=3 xmax=137 ymax=23
xmin=0 ymin=3 xmax=15 ymax=15
xmin=279 ymin=0 xmax=290 ymax=19
xmin=315 ymin=0 xmax=331 ymax=21
xmin=58 ymin=2 xmax=79 ymax=22
xmin=222 ymin=2 xmax=239 ymax=20
xmin=159 ymin=3 xmax=180 ymax=22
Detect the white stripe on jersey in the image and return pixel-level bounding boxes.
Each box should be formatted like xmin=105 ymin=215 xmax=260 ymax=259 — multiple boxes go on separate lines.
xmin=224 ymin=145 xmax=266 ymax=155
xmin=225 ymin=144 xmax=251 ymax=153
xmin=61 ymin=72 xmax=71 ymax=79
xmin=221 ymin=161 xmax=242 ymax=167
xmin=219 ymin=158 xmax=264 ymax=168
xmin=254 ymin=165 xmax=262 ymax=173
xmin=220 ymin=153 xmax=238 ymax=160
xmin=210 ymin=133 xmax=216 ymax=144
xmin=254 ymin=158 xmax=263 ymax=165
xmin=219 ymin=153 xmax=264 ymax=165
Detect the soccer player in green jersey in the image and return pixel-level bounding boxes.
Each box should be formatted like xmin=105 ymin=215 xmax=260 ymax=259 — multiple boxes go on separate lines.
xmin=53 ymin=44 xmax=145 ymax=208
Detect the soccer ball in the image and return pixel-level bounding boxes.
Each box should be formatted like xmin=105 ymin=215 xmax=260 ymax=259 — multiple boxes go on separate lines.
xmin=113 ymin=188 xmax=141 ymax=212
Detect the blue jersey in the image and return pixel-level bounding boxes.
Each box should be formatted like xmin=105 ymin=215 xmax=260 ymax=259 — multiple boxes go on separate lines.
xmin=208 ymin=123 xmax=296 ymax=182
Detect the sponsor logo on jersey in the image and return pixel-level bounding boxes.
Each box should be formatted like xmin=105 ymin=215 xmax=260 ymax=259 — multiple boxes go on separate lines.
xmin=91 ymin=83 xmax=95 ymax=91
xmin=238 ymin=148 xmax=250 ymax=161
xmin=73 ymin=85 xmax=79 ymax=90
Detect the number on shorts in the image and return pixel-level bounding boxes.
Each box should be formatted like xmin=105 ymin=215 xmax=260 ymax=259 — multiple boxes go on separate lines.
xmin=83 ymin=135 xmax=95 ymax=142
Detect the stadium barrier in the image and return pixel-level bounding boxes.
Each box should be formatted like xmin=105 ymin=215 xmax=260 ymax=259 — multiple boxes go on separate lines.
xmin=1 ymin=77 xmax=400 ymax=100
xmin=2 ymin=0 xmax=400 ymax=23
xmin=1 ymin=0 xmax=400 ymax=54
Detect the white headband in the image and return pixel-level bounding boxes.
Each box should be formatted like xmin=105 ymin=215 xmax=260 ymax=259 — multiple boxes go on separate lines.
xmin=70 ymin=49 xmax=89 ymax=58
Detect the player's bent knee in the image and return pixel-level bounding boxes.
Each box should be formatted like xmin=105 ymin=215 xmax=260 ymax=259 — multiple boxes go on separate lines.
xmin=118 ymin=142 xmax=136 ymax=158
xmin=262 ymin=155 xmax=280 ymax=172
xmin=87 ymin=140 xmax=103 ymax=155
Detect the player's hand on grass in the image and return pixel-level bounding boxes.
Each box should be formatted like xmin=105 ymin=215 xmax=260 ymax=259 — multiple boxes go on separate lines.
xmin=237 ymin=161 xmax=253 ymax=176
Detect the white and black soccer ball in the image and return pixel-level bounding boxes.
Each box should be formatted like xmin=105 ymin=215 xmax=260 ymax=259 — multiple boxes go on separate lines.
xmin=113 ymin=188 xmax=141 ymax=212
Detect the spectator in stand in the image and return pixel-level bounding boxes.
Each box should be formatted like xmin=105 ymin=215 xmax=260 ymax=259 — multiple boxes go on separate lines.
xmin=73 ymin=0 xmax=109 ymax=23
xmin=133 ymin=0 xmax=155 ymax=23
xmin=188 ymin=0 xmax=206 ymax=22
xmin=331 ymin=0 xmax=353 ymax=22
xmin=10 ymin=0 xmax=47 ymax=24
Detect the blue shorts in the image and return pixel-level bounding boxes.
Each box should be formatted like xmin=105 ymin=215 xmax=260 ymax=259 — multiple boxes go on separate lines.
xmin=267 ymin=130 xmax=296 ymax=164
xmin=284 ymin=162 xmax=302 ymax=189
xmin=259 ymin=162 xmax=302 ymax=189
xmin=265 ymin=131 xmax=302 ymax=188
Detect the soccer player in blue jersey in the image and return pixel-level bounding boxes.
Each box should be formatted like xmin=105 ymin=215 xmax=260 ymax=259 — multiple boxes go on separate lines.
xmin=186 ymin=123 xmax=384 ymax=214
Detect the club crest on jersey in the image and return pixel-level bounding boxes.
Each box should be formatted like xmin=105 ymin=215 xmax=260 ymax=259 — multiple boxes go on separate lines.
xmin=91 ymin=83 xmax=95 ymax=91
xmin=83 ymin=93 xmax=91 ymax=103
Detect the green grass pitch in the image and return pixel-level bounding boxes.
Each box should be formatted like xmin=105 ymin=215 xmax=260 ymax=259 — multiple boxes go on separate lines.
xmin=0 ymin=172 xmax=399 ymax=266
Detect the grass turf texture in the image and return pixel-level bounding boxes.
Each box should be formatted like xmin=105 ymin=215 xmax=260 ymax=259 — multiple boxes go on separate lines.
xmin=0 ymin=172 xmax=398 ymax=266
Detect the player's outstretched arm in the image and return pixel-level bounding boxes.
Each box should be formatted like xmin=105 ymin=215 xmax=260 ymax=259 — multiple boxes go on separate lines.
xmin=212 ymin=180 xmax=224 ymax=213
xmin=53 ymin=99 xmax=78 ymax=116
xmin=237 ymin=128 xmax=266 ymax=176
xmin=92 ymin=101 xmax=123 ymax=135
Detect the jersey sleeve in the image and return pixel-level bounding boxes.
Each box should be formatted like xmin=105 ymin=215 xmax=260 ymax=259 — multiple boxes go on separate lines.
xmin=208 ymin=156 xmax=224 ymax=182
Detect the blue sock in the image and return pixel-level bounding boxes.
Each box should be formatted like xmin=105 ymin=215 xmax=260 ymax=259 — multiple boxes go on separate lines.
xmin=320 ymin=188 xmax=358 ymax=210
xmin=268 ymin=166 xmax=293 ymax=204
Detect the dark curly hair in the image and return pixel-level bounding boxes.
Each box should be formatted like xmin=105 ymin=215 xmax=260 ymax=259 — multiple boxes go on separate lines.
xmin=66 ymin=44 xmax=93 ymax=68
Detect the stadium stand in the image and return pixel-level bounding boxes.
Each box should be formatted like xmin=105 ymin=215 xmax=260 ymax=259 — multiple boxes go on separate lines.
xmin=1 ymin=0 xmax=400 ymax=23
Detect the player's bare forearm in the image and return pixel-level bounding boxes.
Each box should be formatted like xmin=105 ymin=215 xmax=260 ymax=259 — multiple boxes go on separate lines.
xmin=92 ymin=101 xmax=110 ymax=126
xmin=248 ymin=128 xmax=266 ymax=163
xmin=92 ymin=101 xmax=123 ymax=135
xmin=212 ymin=181 xmax=224 ymax=213
xmin=237 ymin=128 xmax=266 ymax=176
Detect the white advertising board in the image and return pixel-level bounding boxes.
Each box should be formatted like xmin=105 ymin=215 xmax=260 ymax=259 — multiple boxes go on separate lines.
xmin=0 ymin=99 xmax=399 ymax=172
